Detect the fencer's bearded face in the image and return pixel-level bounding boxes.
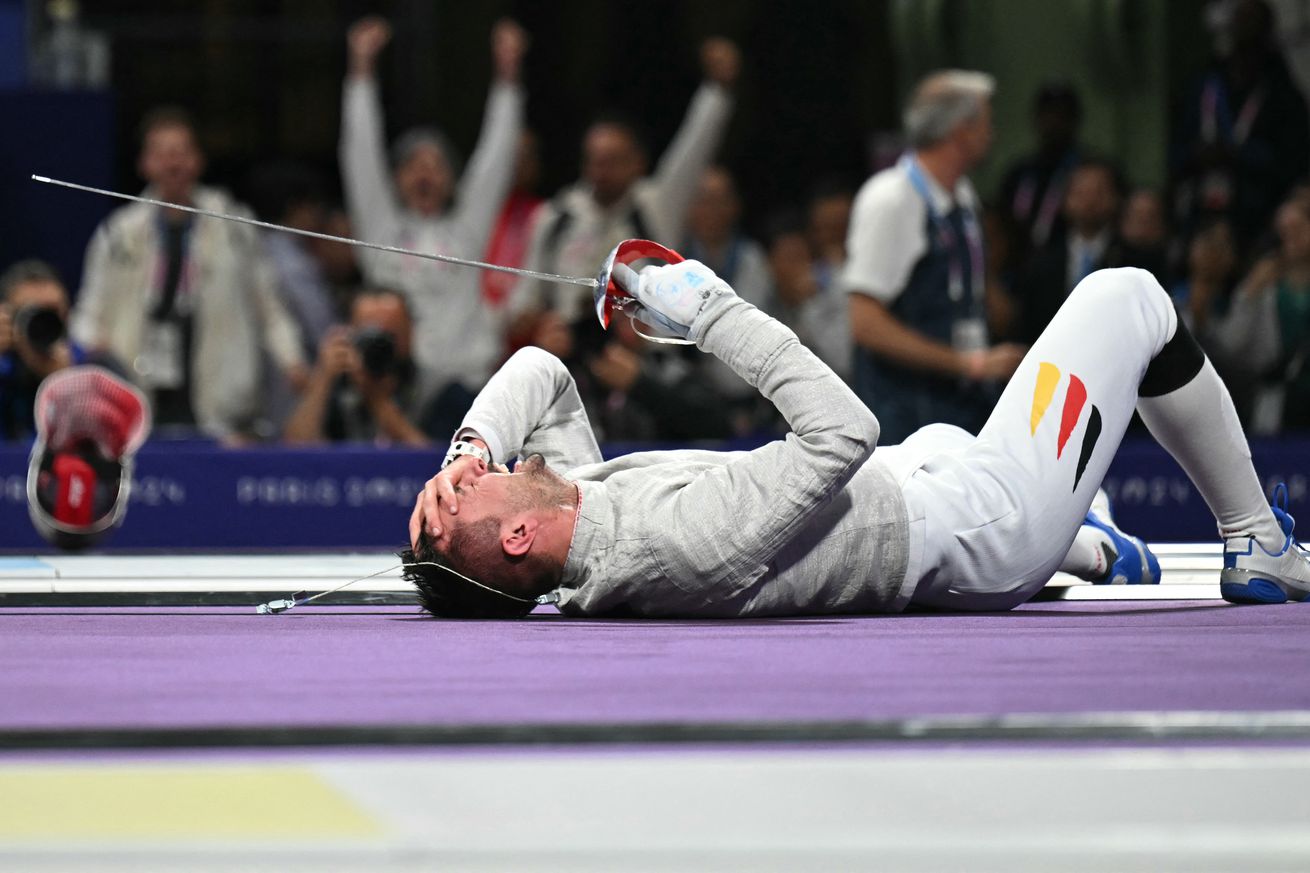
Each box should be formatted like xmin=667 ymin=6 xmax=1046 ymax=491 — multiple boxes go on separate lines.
xmin=432 ymin=453 xmax=571 ymax=547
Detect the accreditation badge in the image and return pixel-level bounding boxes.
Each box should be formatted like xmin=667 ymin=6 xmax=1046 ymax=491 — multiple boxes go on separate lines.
xmin=134 ymin=320 xmax=185 ymax=390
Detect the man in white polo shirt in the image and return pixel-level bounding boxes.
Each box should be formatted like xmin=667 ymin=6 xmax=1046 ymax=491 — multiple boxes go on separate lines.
xmin=842 ymin=70 xmax=1024 ymax=443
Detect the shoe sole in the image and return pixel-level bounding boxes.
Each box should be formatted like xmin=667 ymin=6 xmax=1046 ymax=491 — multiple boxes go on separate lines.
xmin=1220 ymin=569 xmax=1310 ymax=604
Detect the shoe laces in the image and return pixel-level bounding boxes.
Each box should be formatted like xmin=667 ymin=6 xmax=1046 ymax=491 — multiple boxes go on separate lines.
xmin=1270 ymin=482 xmax=1308 ymax=559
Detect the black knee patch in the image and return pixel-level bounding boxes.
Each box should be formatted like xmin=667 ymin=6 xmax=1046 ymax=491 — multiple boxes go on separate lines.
xmin=1139 ymin=311 xmax=1206 ymax=398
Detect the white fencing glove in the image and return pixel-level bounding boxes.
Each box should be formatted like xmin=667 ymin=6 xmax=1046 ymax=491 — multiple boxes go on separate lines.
xmin=613 ymin=259 xmax=736 ymax=340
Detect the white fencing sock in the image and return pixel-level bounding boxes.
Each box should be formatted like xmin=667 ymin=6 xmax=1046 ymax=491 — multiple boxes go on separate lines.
xmin=1137 ymin=358 xmax=1283 ymax=549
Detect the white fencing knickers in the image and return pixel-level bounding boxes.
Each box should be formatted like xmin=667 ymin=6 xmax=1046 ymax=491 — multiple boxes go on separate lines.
xmin=881 ymin=267 xmax=1178 ymax=611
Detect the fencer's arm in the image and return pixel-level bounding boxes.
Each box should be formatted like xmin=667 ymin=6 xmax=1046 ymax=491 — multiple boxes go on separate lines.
xmin=454 ymin=346 xmax=602 ymax=471
xmin=340 ymin=74 xmax=402 ymax=260
xmin=651 ymin=296 xmax=879 ymax=582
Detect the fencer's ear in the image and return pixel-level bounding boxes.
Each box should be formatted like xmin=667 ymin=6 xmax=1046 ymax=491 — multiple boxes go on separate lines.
xmin=502 ymin=515 xmax=538 ymax=557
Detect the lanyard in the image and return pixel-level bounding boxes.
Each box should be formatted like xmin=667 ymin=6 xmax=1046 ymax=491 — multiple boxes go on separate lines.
xmin=902 ymin=153 xmax=984 ymax=306
xmin=150 ymin=214 xmax=195 ymax=317
xmin=1201 ymin=74 xmax=1264 ymax=147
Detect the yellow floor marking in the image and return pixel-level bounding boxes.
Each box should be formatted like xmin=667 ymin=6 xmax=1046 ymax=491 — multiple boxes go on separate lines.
xmin=0 ymin=765 xmax=380 ymax=839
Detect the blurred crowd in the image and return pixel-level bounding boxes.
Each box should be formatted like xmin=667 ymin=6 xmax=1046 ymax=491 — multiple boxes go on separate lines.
xmin=4 ymin=0 xmax=1310 ymax=447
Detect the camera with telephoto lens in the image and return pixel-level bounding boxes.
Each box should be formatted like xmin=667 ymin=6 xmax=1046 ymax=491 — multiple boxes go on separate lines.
xmin=353 ymin=326 xmax=398 ymax=378
xmin=14 ymin=305 xmax=66 ymax=355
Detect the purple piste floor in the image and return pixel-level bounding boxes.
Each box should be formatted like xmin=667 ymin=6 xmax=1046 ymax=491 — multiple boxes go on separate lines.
xmin=2 ymin=600 xmax=1307 ymax=732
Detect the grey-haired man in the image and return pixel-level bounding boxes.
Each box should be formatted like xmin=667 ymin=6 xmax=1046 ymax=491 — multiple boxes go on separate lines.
xmin=843 ymin=70 xmax=1024 ymax=443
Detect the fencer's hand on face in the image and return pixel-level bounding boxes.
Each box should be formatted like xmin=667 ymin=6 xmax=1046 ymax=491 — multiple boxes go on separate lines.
xmin=409 ymin=454 xmax=487 ymax=549
xmin=491 ymin=18 xmax=529 ymax=82
xmin=347 ymin=16 xmax=392 ymax=76
xmin=614 ymin=259 xmax=736 ymax=341
xmin=700 ymin=38 xmax=741 ymax=87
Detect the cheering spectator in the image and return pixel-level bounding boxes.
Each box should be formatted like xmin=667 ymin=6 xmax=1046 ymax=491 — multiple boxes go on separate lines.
xmin=507 ymin=38 xmax=739 ymax=327
xmin=341 ymin=16 xmax=526 ymax=429
xmin=70 ymin=107 xmax=306 ymax=439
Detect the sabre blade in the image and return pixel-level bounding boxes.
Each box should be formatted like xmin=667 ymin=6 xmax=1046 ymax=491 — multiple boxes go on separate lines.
xmin=30 ymin=175 xmax=598 ymax=289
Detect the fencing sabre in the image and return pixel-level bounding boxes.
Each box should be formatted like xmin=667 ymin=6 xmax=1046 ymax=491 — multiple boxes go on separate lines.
xmin=30 ymin=175 xmax=691 ymax=344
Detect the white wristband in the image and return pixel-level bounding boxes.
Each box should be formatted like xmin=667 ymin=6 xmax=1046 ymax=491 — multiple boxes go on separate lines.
xmin=441 ymin=439 xmax=491 ymax=470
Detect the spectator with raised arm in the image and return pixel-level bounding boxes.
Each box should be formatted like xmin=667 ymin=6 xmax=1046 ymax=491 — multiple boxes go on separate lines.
xmin=341 ymin=15 xmax=527 ymax=430
xmin=506 ymin=38 xmax=740 ymax=329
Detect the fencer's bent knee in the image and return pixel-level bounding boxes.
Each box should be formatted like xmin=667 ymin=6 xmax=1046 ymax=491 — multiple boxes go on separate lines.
xmin=1068 ymin=267 xmax=1176 ymax=353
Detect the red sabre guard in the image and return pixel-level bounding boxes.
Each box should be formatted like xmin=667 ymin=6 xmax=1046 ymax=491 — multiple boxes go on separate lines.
xmin=593 ymin=239 xmax=685 ymax=330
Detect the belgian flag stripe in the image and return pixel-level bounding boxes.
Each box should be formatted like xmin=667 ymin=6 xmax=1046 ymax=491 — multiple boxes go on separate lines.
xmin=1056 ymin=375 xmax=1087 ymax=459
xmin=1074 ymin=405 xmax=1103 ymax=491
xmin=1029 ymin=362 xmax=1061 ymax=435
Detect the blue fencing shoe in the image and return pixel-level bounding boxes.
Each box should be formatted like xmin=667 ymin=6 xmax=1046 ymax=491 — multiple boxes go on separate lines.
xmin=1083 ymin=504 xmax=1161 ymax=586
xmin=1220 ymin=483 xmax=1310 ymax=604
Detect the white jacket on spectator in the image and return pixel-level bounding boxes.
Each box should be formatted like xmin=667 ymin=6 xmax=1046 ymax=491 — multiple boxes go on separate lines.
xmin=507 ymin=84 xmax=734 ymax=323
xmin=71 ymin=186 xmax=304 ymax=437
xmin=340 ymin=77 xmax=523 ymax=401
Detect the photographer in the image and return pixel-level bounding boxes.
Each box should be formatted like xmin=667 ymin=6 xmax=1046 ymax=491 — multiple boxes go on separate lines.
xmin=282 ymin=288 xmax=429 ymax=447
xmin=0 ymin=261 xmax=94 ymax=441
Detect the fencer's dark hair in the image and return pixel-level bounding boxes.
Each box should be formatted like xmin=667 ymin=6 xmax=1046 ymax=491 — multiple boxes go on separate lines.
xmin=400 ymin=532 xmax=536 ymax=619
xmin=0 ymin=259 xmax=63 ymax=301
xmin=138 ymin=105 xmax=199 ymax=148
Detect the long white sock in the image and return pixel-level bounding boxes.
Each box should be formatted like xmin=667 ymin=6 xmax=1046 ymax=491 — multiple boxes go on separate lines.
xmin=1137 ymin=359 xmax=1283 ymax=549
xmin=1060 ymin=525 xmax=1114 ymax=580
xmin=1059 ymin=489 xmax=1116 ymax=580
